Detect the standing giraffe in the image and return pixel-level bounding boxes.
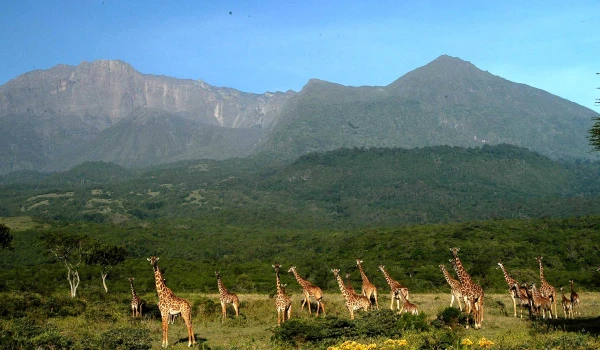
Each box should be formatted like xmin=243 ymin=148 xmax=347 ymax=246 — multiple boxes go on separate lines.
xmin=527 ymin=282 xmax=553 ymax=319
xmin=331 ymin=269 xmax=370 ymax=320
xmin=536 ymin=256 xmax=557 ymax=319
xmin=215 ymin=271 xmax=239 ymax=323
xmin=450 ymin=248 xmax=484 ymax=329
xmin=569 ymin=280 xmax=581 ymax=316
xmin=510 ymin=282 xmax=533 ymax=319
xmin=272 ymin=264 xmax=292 ymax=326
xmin=356 ymin=259 xmax=379 ymax=310
xmin=439 ymin=264 xmax=463 ymax=311
xmin=378 ymin=265 xmax=409 ymax=312
xmin=560 ymin=287 xmax=574 ymax=319
xmin=128 ymin=277 xmax=143 ymax=317
xmin=288 ymin=266 xmax=325 ymax=315
xmin=496 ymin=262 xmax=521 ymax=318
xmin=147 ymin=256 xmax=195 ymax=348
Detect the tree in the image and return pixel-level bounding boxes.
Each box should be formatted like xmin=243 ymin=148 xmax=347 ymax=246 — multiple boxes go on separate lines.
xmin=40 ymin=232 xmax=89 ymax=298
xmin=85 ymin=243 xmax=127 ymax=293
xmin=587 ymin=73 xmax=600 ymax=150
xmin=0 ymin=223 xmax=13 ymax=251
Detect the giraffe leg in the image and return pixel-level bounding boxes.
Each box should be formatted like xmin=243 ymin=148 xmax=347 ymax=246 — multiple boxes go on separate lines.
xmin=221 ymin=301 xmax=227 ymax=323
xmin=512 ymin=295 xmax=517 ymax=317
xmin=389 ymin=292 xmax=395 ymax=310
xmin=287 ymin=305 xmax=292 ymax=322
xmin=373 ymin=291 xmax=379 ymax=310
xmin=161 ymin=315 xmax=169 ymax=348
xmin=233 ymin=302 xmax=239 ymax=317
xmin=306 ymin=293 xmax=312 ymax=314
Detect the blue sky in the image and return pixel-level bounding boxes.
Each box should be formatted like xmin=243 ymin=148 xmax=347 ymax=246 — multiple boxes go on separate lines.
xmin=1 ymin=0 xmax=598 ymax=108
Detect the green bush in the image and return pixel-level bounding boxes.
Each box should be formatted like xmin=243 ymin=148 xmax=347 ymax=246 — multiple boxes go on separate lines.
xmin=272 ymin=311 xmax=428 ymax=347
xmin=431 ymin=307 xmax=470 ymax=330
xmin=97 ymin=327 xmax=152 ymax=350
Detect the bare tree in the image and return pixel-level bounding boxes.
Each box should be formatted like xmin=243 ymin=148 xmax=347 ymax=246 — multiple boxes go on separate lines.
xmin=85 ymin=243 xmax=127 ymax=293
xmin=40 ymin=232 xmax=89 ymax=298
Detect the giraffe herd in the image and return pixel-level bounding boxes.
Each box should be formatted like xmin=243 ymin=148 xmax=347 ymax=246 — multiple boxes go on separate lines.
xmin=129 ymin=251 xmax=585 ymax=347
xmin=493 ymin=256 xmax=583 ymax=322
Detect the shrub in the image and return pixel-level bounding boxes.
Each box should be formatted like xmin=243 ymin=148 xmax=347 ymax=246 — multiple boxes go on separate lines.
xmin=97 ymin=327 xmax=152 ymax=350
xmin=431 ymin=307 xmax=469 ymax=330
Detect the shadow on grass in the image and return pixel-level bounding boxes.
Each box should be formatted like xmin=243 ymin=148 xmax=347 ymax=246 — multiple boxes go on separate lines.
xmin=543 ymin=317 xmax=600 ymax=335
xmin=173 ymin=335 xmax=208 ymax=348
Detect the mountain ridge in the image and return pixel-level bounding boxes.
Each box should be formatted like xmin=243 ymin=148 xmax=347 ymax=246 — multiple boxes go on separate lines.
xmin=0 ymin=55 xmax=598 ymax=173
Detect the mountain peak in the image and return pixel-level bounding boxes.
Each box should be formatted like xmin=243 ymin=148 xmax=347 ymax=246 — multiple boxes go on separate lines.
xmin=386 ymin=55 xmax=490 ymax=90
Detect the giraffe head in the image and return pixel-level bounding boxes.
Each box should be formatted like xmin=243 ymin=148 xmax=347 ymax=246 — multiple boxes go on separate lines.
xmin=439 ymin=264 xmax=446 ymax=272
xmin=356 ymin=259 xmax=363 ymax=266
xmin=450 ymin=247 xmax=460 ymax=257
xmin=215 ymin=271 xmax=220 ymax=278
xmin=272 ymin=264 xmax=281 ymax=271
xmin=288 ymin=266 xmax=296 ymax=273
xmin=147 ymin=256 xmax=159 ymax=267
xmin=377 ymin=265 xmax=385 ymax=272
xmin=331 ymin=269 xmax=340 ymax=278
xmin=536 ymin=256 xmax=543 ymax=265
xmin=497 ymin=262 xmax=504 ymax=269
xmin=128 ymin=277 xmax=135 ymax=282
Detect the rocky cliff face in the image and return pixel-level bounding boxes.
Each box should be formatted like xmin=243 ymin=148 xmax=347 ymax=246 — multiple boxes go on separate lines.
xmin=0 ymin=60 xmax=294 ymax=173
xmin=0 ymin=59 xmax=293 ymax=128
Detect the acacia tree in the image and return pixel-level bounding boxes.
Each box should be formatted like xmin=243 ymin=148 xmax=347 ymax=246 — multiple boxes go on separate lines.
xmin=40 ymin=232 xmax=89 ymax=298
xmin=85 ymin=243 xmax=127 ymax=293
xmin=0 ymin=224 xmax=13 ymax=251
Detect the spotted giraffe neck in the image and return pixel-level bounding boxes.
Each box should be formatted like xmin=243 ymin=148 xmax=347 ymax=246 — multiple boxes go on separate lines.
xmin=498 ymin=263 xmax=518 ymax=286
xmin=129 ymin=278 xmax=138 ymax=298
xmin=152 ymin=264 xmax=173 ymax=298
xmin=274 ymin=266 xmax=283 ymax=295
xmin=379 ymin=266 xmax=397 ymax=287
xmin=537 ymin=257 xmax=547 ymax=283
xmin=216 ymin=274 xmax=228 ymax=294
xmin=356 ymin=260 xmax=371 ymax=284
xmin=440 ymin=264 xmax=458 ymax=285
xmin=332 ymin=270 xmax=351 ymax=298
xmin=290 ymin=267 xmax=310 ymax=288
xmin=452 ymin=255 xmax=472 ymax=284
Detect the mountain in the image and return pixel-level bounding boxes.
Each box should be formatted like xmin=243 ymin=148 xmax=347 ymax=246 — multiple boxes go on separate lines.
xmin=0 ymin=56 xmax=598 ymax=174
xmin=258 ymin=55 xmax=599 ymax=160
xmin=52 ymin=106 xmax=263 ymax=169
xmin=0 ymin=60 xmax=292 ymax=173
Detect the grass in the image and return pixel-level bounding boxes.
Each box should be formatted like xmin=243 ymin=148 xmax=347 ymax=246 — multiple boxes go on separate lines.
xmin=2 ymin=290 xmax=600 ymax=349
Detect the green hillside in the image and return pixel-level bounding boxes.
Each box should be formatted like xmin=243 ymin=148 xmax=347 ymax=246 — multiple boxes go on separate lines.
xmin=2 ymin=144 xmax=600 ymax=228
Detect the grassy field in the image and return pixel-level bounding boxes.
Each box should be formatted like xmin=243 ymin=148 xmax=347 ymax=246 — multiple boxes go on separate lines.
xmin=17 ymin=290 xmax=594 ymax=349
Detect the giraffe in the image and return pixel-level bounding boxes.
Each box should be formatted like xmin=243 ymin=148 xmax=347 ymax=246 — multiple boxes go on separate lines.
xmin=536 ymin=256 xmax=557 ymax=319
xmin=147 ymin=256 xmax=196 ymax=348
xmin=439 ymin=264 xmax=463 ymax=311
xmin=526 ymin=282 xmax=553 ymax=319
xmin=377 ymin=265 xmax=409 ymax=312
xmin=401 ymin=299 xmax=419 ymax=315
xmin=450 ymin=248 xmax=484 ymax=329
xmin=331 ymin=269 xmax=370 ymax=320
xmin=215 ymin=271 xmax=239 ymax=323
xmin=356 ymin=259 xmax=379 ymax=310
xmin=569 ymin=280 xmax=581 ymax=316
xmin=510 ymin=282 xmax=532 ymax=319
xmin=560 ymin=287 xmax=574 ymax=319
xmin=272 ymin=264 xmax=292 ymax=326
xmin=496 ymin=262 xmax=520 ymax=317
xmin=128 ymin=277 xmax=143 ymax=317
xmin=288 ymin=266 xmax=325 ymax=315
